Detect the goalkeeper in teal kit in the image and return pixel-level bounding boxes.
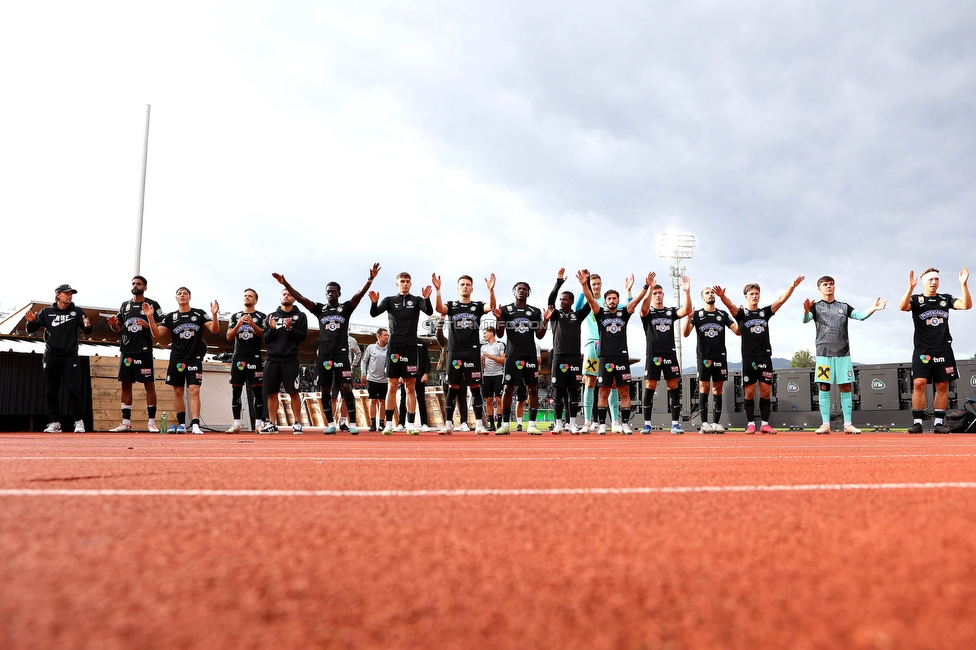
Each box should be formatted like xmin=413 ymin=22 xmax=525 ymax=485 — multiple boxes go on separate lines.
xmin=802 ymin=276 xmax=886 ymax=434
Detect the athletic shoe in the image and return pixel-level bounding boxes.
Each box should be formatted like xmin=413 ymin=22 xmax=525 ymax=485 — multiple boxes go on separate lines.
xmin=597 ymin=424 xmax=607 ymax=435
xmin=670 ymin=424 xmax=684 ymax=435
xmin=292 ymin=423 xmax=303 ymax=435
xmin=459 ymin=423 xmax=471 ymax=432
xmin=526 ymin=424 xmax=541 ymax=435
xmin=569 ymin=423 xmax=580 ymax=435
xmin=711 ymin=423 xmax=725 ymax=434
xmin=907 ymin=422 xmax=923 ymax=434
xmin=382 ymin=423 xmax=393 ymax=435
xmin=516 ymin=423 xmax=523 ymax=432
xmin=759 ymin=423 xmax=777 ymax=435
xmin=475 ymin=424 xmax=489 ymax=435
xmin=588 ymin=422 xmax=599 ymax=434
xmin=109 ymin=423 xmax=133 ymax=433
xmin=192 ymin=424 xmax=204 ymax=435
xmin=168 ymin=425 xmax=177 ymax=433
xmin=621 ymin=424 xmax=633 ymax=435
xmin=43 ymin=422 xmax=62 ymax=433
xmin=843 ymin=423 xmax=862 ymax=435
xmin=148 ymin=421 xmax=160 ymax=434
xmin=324 ymin=424 xmax=337 ymax=435
xmin=225 ymin=425 xmax=242 ymax=434
xmin=259 ymin=423 xmax=278 ymax=434
xmin=406 ymin=427 xmax=420 ymax=435
xmin=175 ymin=424 xmax=187 ymax=434
xmin=815 ymin=422 xmax=831 ymax=435
xmin=745 ymin=423 xmax=757 ymax=435
xmin=582 ymin=421 xmax=592 ymax=433
xmin=934 ymin=424 xmax=950 ymax=434
xmin=421 ymin=424 xmax=431 ymax=433
xmin=393 ymin=424 xmax=406 ymax=433
xmin=73 ymin=420 xmax=86 ymax=434
xmin=368 ymin=425 xmax=377 ymax=432
xmin=641 ymin=424 xmax=652 ymax=435
xmin=254 ymin=420 xmax=265 ymax=432
xmin=551 ymin=423 xmax=563 ymax=434
xmin=699 ymin=422 xmax=712 ymax=434
xmin=442 ymin=421 xmax=454 ymax=435
xmin=339 ymin=423 xmax=350 ymax=432
xmin=495 ymin=423 xmax=511 ymax=435
xmin=611 ymin=422 xmax=623 ymax=434
xmin=348 ymin=424 xmax=359 ymax=435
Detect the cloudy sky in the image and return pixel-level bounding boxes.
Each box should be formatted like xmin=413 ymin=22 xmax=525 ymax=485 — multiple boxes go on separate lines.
xmin=2 ymin=1 xmax=974 ymax=365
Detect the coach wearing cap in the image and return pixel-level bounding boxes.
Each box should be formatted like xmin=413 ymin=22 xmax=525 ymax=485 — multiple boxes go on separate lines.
xmin=25 ymin=284 xmax=93 ymax=433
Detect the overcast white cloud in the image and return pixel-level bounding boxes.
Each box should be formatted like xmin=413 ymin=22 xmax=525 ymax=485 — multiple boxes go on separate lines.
xmin=2 ymin=1 xmax=974 ymax=364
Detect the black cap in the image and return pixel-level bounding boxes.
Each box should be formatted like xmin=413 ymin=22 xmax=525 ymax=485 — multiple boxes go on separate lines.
xmin=55 ymin=284 xmax=78 ymax=295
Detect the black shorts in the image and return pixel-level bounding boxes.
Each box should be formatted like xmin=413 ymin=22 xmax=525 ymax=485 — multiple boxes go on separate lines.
xmin=912 ymin=348 xmax=958 ymax=383
xmin=550 ymin=353 xmax=583 ymax=388
xmin=317 ymin=352 xmax=352 ymax=388
xmin=644 ymin=352 xmax=681 ymax=382
xmin=165 ymin=357 xmax=203 ymax=387
xmin=367 ymin=380 xmax=389 ymax=400
xmin=697 ymin=356 xmax=728 ymax=383
xmin=742 ymin=355 xmax=774 ymax=386
xmin=386 ymin=345 xmax=418 ymax=379
xmin=504 ymin=356 xmax=538 ymax=386
xmin=481 ymin=375 xmax=503 ymax=398
xmin=447 ymin=352 xmax=482 ymax=387
xmin=598 ymin=355 xmax=631 ymax=388
xmin=264 ymin=358 xmax=301 ymax=394
xmin=118 ymin=352 xmax=155 ymax=384
xmin=230 ymin=356 xmax=264 ymax=386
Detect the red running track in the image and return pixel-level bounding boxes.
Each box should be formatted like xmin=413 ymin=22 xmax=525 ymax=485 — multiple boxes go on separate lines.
xmin=2 ymin=430 xmax=976 ymax=649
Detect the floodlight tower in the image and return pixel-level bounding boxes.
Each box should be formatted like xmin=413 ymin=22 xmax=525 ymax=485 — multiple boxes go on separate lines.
xmin=656 ymin=230 xmax=697 ymax=373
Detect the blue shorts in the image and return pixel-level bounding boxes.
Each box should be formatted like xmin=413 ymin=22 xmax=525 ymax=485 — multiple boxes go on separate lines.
xmin=583 ymin=341 xmax=600 ymax=377
xmin=815 ymin=356 xmax=855 ymax=385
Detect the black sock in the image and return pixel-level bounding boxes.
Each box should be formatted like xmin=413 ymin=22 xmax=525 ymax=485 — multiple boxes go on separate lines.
xmin=699 ymin=392 xmax=709 ymax=424
xmin=744 ymin=400 xmax=755 ymax=423
xmin=668 ymin=388 xmax=681 ymax=422
xmin=759 ymin=397 xmax=771 ymax=422
xmin=231 ymin=385 xmax=243 ymax=419
xmin=147 ymin=405 xmax=156 ymax=419
xmin=177 ymin=411 xmax=186 ymax=425
xmin=713 ymin=394 xmax=723 ymax=423
xmin=643 ymin=387 xmax=655 ymax=418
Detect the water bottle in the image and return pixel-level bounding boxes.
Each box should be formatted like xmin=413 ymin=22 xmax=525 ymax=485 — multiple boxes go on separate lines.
xmin=160 ymin=412 xmax=168 ymax=434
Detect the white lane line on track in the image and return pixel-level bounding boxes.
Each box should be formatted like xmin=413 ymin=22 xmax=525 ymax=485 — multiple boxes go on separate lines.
xmin=0 ymin=454 xmax=976 ymax=463
xmin=4 ymin=482 xmax=976 ymax=497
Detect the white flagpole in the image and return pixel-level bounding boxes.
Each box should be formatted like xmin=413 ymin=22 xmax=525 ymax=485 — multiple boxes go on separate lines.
xmin=134 ymin=104 xmax=151 ymax=276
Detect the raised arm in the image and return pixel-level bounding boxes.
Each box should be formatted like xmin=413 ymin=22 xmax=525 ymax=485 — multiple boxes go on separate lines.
xmin=898 ymin=270 xmax=917 ymax=311
xmin=682 ymin=313 xmax=694 ymax=338
xmin=576 ymin=269 xmax=601 ymax=315
xmin=349 ymin=263 xmax=382 ymax=310
xmin=548 ymin=269 xmax=566 ymax=308
xmin=626 ymin=272 xmax=652 ymax=314
xmin=272 ymin=273 xmax=316 ymax=312
xmin=420 ymin=285 xmax=433 ymax=315
xmin=369 ymin=292 xmax=385 ymax=317
xmin=639 ymin=272 xmax=657 ymax=317
xmin=714 ymin=285 xmax=738 ymax=317
xmin=143 ymin=302 xmax=165 ymax=339
xmin=770 ymin=276 xmax=804 ymax=314
xmin=676 ymin=275 xmax=692 ymax=318
xmin=485 ymin=274 xmax=497 ymax=313
xmin=802 ymin=298 xmax=815 ymax=323
xmin=208 ymin=301 xmax=220 ymax=334
xmin=432 ymin=274 xmax=448 ymax=315
xmin=956 ymin=266 xmax=972 ymax=310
